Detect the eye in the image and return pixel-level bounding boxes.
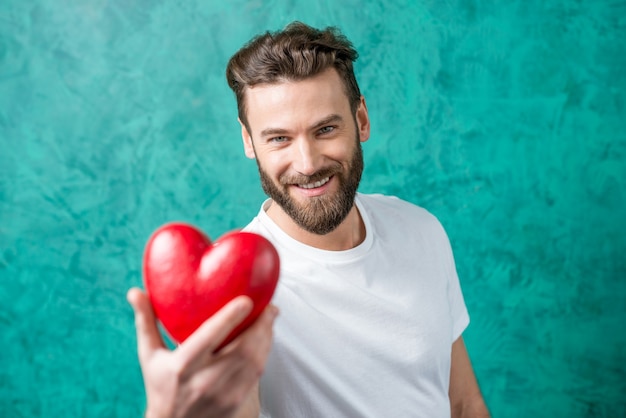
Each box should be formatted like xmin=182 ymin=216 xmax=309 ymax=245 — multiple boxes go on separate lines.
xmin=270 ymin=136 xmax=288 ymax=143
xmin=318 ymin=126 xmax=335 ymax=135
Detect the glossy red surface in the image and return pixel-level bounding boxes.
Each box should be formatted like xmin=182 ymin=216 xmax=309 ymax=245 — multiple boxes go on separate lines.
xmin=143 ymin=223 xmax=279 ymax=349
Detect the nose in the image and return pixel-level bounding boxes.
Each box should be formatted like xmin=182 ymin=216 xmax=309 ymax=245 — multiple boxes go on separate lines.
xmin=291 ymin=136 xmax=322 ymax=176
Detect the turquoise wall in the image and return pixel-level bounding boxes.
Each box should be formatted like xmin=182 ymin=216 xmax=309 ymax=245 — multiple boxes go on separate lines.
xmin=1 ymin=1 xmax=625 ymax=416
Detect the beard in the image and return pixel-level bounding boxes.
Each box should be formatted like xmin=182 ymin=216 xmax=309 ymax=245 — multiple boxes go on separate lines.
xmin=256 ymin=135 xmax=364 ymax=235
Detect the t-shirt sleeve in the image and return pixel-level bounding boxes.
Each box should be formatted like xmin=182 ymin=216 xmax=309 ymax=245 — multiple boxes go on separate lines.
xmin=438 ymin=221 xmax=470 ymax=341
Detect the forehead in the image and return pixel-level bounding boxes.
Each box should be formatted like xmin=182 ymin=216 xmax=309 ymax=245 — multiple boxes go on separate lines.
xmin=243 ymin=68 xmax=352 ymax=132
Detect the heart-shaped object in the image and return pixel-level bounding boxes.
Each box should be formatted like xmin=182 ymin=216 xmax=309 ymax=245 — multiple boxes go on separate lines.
xmin=143 ymin=223 xmax=279 ymax=349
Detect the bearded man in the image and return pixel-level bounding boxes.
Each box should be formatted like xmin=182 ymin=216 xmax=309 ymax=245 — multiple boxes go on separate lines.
xmin=128 ymin=21 xmax=490 ymax=418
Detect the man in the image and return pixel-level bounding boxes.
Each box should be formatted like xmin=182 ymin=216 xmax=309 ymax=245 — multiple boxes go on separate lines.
xmin=127 ymin=22 xmax=490 ymax=418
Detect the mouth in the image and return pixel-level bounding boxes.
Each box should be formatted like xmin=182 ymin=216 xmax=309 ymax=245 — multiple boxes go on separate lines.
xmin=297 ymin=176 xmax=331 ymax=189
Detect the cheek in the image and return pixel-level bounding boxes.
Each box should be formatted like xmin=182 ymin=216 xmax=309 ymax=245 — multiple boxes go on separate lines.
xmin=316 ymin=137 xmax=352 ymax=160
xmin=331 ymin=142 xmax=358 ymax=166
xmin=260 ymin=151 xmax=289 ymax=178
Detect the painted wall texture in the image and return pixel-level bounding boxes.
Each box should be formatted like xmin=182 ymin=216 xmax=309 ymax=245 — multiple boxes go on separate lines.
xmin=1 ymin=0 xmax=624 ymax=416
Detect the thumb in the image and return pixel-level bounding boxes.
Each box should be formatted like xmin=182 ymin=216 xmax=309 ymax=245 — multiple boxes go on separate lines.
xmin=127 ymin=287 xmax=165 ymax=365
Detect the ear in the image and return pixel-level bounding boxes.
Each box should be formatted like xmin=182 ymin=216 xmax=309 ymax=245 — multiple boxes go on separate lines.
xmin=239 ymin=118 xmax=256 ymax=159
xmin=356 ymin=96 xmax=370 ymax=143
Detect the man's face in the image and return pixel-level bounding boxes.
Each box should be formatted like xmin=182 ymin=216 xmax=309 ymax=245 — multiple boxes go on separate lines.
xmin=240 ymin=68 xmax=370 ymax=235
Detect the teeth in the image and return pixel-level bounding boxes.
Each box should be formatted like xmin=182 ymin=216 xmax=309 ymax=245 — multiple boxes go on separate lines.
xmin=299 ymin=177 xmax=330 ymax=189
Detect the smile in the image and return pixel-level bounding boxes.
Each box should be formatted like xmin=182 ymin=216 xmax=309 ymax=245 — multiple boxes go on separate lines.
xmin=298 ymin=176 xmax=331 ymax=189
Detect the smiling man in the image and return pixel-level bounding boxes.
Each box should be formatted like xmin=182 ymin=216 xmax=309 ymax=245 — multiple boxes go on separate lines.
xmin=240 ymin=67 xmax=368 ymax=248
xmin=128 ymin=22 xmax=490 ymax=418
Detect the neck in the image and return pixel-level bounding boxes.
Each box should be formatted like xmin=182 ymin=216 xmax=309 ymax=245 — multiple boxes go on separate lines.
xmin=266 ymin=200 xmax=365 ymax=251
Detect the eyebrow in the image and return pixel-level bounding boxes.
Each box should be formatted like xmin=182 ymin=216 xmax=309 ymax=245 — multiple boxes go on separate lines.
xmin=260 ymin=114 xmax=344 ymax=138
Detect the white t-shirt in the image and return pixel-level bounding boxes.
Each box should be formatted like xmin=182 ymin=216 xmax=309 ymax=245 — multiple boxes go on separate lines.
xmin=244 ymin=193 xmax=469 ymax=418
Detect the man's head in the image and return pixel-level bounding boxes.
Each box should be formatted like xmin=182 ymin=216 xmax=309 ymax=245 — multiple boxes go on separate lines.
xmin=226 ymin=21 xmax=361 ymax=133
xmin=226 ymin=23 xmax=369 ymax=236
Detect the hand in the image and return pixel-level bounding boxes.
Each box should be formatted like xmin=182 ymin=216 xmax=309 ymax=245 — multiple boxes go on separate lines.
xmin=127 ymin=288 xmax=278 ymax=418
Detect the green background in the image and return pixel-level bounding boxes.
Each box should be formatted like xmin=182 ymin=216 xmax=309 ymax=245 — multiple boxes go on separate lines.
xmin=1 ymin=0 xmax=625 ymax=416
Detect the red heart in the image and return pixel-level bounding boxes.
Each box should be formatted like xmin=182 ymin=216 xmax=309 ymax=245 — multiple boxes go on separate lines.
xmin=142 ymin=223 xmax=279 ymax=349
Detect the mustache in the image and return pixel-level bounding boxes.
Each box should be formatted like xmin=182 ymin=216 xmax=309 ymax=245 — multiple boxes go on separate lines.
xmin=279 ymin=165 xmax=342 ymax=186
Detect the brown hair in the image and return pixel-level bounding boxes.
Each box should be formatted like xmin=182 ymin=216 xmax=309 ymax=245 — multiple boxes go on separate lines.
xmin=226 ymin=21 xmax=361 ymax=131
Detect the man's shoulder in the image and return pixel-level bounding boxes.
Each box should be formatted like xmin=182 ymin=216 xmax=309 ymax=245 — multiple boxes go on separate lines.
xmin=358 ymin=193 xmax=450 ymax=246
xmin=357 ymin=193 xmax=435 ymax=221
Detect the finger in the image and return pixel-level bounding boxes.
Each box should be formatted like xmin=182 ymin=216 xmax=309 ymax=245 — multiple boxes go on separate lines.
xmin=232 ymin=304 xmax=278 ymax=361
xmin=216 ymin=304 xmax=279 ymax=374
xmin=177 ymin=295 xmax=254 ymax=361
xmin=127 ymin=287 xmax=165 ymax=365
xmin=234 ymin=304 xmax=279 ymax=351
xmin=217 ymin=303 xmax=278 ymax=357
xmin=202 ymin=307 xmax=278 ymax=403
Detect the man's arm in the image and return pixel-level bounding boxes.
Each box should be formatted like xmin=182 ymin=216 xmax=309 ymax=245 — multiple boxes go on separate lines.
xmin=449 ymin=336 xmax=491 ymax=418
